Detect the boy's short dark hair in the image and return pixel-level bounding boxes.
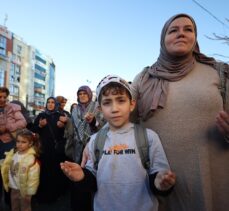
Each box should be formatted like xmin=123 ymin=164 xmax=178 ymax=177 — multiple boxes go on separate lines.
xmin=0 ymin=87 xmax=10 ymax=96
xmin=98 ymin=82 xmax=132 ymax=104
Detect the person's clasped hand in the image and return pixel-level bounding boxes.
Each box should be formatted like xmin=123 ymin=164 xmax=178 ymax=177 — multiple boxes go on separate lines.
xmin=39 ymin=118 xmax=47 ymax=128
xmin=0 ymin=126 xmax=7 ymax=134
xmin=84 ymin=112 xmax=95 ymax=124
xmin=59 ymin=115 xmax=68 ymax=123
xmin=216 ymin=111 xmax=229 ymax=139
xmin=57 ymin=121 xmax=65 ymax=128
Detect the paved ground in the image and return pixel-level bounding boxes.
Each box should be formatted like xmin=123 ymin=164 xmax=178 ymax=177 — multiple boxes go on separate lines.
xmin=32 ymin=191 xmax=71 ymax=211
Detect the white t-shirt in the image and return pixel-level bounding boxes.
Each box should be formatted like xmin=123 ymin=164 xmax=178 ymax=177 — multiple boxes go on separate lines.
xmin=86 ymin=122 xmax=170 ymax=211
xmin=9 ymin=152 xmax=25 ymax=189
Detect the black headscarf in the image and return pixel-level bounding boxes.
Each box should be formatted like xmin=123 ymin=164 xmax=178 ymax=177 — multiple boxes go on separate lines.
xmin=44 ymin=97 xmax=59 ymax=115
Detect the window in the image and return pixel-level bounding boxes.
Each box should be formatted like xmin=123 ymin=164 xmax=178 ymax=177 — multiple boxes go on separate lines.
xmin=17 ymin=55 xmax=21 ymax=63
xmin=0 ymin=35 xmax=6 ymax=56
xmin=10 ymin=63 xmax=15 ymax=74
xmin=15 ymin=65 xmax=20 ymax=74
xmin=14 ymin=86 xmax=19 ymax=95
xmin=35 ymin=64 xmax=46 ymax=73
xmin=35 ymin=72 xmax=45 ymax=81
xmin=9 ymin=84 xmax=13 ymax=93
xmin=10 ymin=75 xmax=14 ymax=82
xmin=9 ymin=64 xmax=20 ymax=83
xmin=17 ymin=45 xmax=22 ymax=55
xmin=12 ymin=54 xmax=16 ymax=61
xmin=0 ymin=68 xmax=4 ymax=86
xmin=0 ymin=36 xmax=6 ymax=49
xmin=34 ymin=82 xmax=45 ymax=89
xmin=34 ymin=93 xmax=45 ymax=98
xmin=34 ymin=100 xmax=44 ymax=107
xmin=9 ymin=85 xmax=19 ymax=96
xmin=35 ymin=55 xmax=46 ymax=65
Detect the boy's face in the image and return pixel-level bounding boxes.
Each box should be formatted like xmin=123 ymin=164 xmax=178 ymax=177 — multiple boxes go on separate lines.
xmin=99 ymin=90 xmax=135 ymax=131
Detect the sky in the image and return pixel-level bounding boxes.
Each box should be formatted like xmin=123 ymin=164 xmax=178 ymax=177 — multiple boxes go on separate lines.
xmin=0 ymin=0 xmax=229 ymax=105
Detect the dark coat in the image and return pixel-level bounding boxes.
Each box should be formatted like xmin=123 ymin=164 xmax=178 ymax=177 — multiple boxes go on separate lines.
xmin=32 ymin=111 xmax=69 ymax=203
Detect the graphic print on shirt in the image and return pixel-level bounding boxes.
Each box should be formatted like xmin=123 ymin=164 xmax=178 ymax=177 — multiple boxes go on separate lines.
xmin=10 ymin=161 xmax=19 ymax=176
xmin=103 ymin=144 xmax=136 ymax=155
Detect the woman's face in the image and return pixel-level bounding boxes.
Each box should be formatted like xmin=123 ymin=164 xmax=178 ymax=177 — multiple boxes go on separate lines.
xmin=0 ymin=92 xmax=8 ymax=108
xmin=60 ymin=100 xmax=67 ymax=110
xmin=164 ymin=17 xmax=196 ymax=57
xmin=78 ymin=91 xmax=89 ymax=104
xmin=47 ymin=98 xmax=56 ymax=111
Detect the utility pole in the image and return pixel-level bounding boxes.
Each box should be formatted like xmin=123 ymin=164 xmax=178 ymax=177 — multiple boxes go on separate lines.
xmin=3 ymin=14 xmax=8 ymax=27
xmin=26 ymin=94 xmax=28 ymax=109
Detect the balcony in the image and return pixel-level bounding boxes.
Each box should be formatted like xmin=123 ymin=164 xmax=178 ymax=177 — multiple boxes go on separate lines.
xmin=34 ymin=87 xmax=43 ymax=93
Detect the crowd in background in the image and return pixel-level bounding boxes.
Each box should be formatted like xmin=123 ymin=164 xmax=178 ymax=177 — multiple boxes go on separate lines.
xmin=0 ymin=85 xmax=105 ymax=211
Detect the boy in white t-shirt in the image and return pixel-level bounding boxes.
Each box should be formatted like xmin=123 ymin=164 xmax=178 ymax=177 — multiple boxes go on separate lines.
xmin=61 ymin=74 xmax=176 ymax=211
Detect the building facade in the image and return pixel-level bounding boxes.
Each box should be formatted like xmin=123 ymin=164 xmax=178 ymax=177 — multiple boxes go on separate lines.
xmin=0 ymin=25 xmax=12 ymax=88
xmin=0 ymin=25 xmax=55 ymax=114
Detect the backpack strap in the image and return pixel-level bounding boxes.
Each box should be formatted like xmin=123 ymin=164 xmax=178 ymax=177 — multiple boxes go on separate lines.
xmin=226 ymin=77 xmax=229 ymax=113
xmin=216 ymin=62 xmax=229 ymax=112
xmin=217 ymin=62 xmax=226 ymax=103
xmin=94 ymin=126 xmax=109 ymax=170
xmin=93 ymin=124 xmax=150 ymax=170
xmin=134 ymin=124 xmax=150 ymax=170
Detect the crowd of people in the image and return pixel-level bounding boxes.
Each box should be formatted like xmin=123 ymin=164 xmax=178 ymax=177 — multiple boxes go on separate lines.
xmin=0 ymin=85 xmax=104 ymax=211
xmin=0 ymin=13 xmax=229 ymax=211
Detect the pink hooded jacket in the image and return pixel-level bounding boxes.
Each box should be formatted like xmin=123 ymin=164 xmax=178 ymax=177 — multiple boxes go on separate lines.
xmin=0 ymin=103 xmax=27 ymax=143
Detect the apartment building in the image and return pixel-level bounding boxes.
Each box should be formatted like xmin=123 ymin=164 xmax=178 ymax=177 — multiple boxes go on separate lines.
xmin=0 ymin=25 xmax=12 ymax=88
xmin=0 ymin=25 xmax=55 ymax=114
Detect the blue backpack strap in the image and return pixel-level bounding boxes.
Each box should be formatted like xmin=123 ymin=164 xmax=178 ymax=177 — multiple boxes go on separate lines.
xmin=134 ymin=124 xmax=150 ymax=170
xmin=94 ymin=126 xmax=109 ymax=170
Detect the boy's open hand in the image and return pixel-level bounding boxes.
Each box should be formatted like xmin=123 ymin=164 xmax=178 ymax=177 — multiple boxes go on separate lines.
xmin=154 ymin=170 xmax=176 ymax=191
xmin=60 ymin=161 xmax=85 ymax=182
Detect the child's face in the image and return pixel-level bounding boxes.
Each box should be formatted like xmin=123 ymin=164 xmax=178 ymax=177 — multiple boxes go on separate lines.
xmin=16 ymin=135 xmax=32 ymax=154
xmin=99 ymin=91 xmax=135 ymax=131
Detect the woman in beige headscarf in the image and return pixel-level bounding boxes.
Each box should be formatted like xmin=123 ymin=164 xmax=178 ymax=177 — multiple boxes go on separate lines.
xmin=131 ymin=13 xmax=229 ymax=211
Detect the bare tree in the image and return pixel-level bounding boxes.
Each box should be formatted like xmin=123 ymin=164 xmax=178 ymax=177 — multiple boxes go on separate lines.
xmin=206 ymin=19 xmax=229 ymax=45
